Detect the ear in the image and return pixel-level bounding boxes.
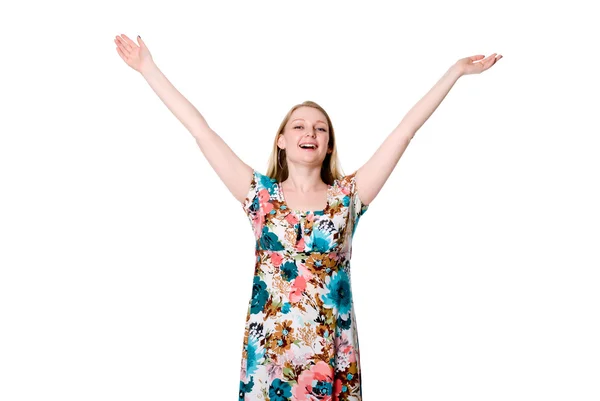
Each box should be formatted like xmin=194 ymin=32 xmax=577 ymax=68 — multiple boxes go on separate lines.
xmin=277 ymin=134 xmax=286 ymax=149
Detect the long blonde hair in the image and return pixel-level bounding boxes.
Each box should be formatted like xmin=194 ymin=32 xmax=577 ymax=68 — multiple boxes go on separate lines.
xmin=265 ymin=101 xmax=344 ymax=185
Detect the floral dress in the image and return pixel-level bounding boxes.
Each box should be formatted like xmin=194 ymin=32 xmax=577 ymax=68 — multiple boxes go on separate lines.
xmin=239 ymin=169 xmax=369 ymax=401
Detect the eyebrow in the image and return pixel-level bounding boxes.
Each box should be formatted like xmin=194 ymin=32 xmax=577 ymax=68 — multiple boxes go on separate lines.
xmin=291 ymin=119 xmax=327 ymax=125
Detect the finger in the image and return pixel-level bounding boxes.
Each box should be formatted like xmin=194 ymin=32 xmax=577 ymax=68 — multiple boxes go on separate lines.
xmin=115 ymin=36 xmax=129 ymax=53
xmin=469 ymin=55 xmax=485 ymax=61
xmin=121 ymin=34 xmax=137 ymax=47
xmin=118 ymin=34 xmax=135 ymax=52
xmin=116 ymin=45 xmax=129 ymax=64
xmin=479 ymin=54 xmax=495 ymax=68
xmin=114 ymin=38 xmax=127 ymax=55
xmin=115 ymin=37 xmax=131 ymax=56
xmin=482 ymin=55 xmax=498 ymax=71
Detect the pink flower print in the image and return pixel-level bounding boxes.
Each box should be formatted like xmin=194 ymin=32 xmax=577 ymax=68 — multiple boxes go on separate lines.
xmin=286 ymin=348 xmax=309 ymax=367
xmin=294 ymin=237 xmax=305 ymax=252
xmin=251 ymin=213 xmax=265 ymax=238
xmin=333 ymin=378 xmax=343 ymax=399
xmin=335 ymin=332 xmax=350 ymax=352
xmin=258 ymin=188 xmax=273 ymax=214
xmin=297 ymin=262 xmax=313 ymax=281
xmin=271 ymin=251 xmax=283 ymax=268
xmin=335 ymin=350 xmax=350 ymax=372
xmin=292 ymin=360 xmax=334 ymax=401
xmin=348 ymin=346 xmax=357 ymax=363
xmin=267 ymin=363 xmax=283 ymax=381
xmin=286 ymin=213 xmax=299 ymax=226
xmin=289 ymin=275 xmax=306 ymax=303
xmin=335 ymin=332 xmax=357 ymax=363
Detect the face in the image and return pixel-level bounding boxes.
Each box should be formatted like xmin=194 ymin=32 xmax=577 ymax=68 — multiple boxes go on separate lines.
xmin=278 ymin=107 xmax=331 ymax=167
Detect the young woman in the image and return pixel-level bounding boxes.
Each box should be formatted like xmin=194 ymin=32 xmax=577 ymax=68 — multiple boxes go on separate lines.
xmin=115 ymin=34 xmax=501 ymax=400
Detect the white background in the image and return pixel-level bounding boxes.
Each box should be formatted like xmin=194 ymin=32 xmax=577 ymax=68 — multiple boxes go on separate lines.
xmin=2 ymin=0 xmax=599 ymax=400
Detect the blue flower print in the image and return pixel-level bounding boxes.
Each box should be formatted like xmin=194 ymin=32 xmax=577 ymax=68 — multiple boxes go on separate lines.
xmin=280 ymin=261 xmax=298 ymax=281
xmin=269 ymin=378 xmax=292 ymax=401
xmin=239 ymin=376 xmax=254 ymax=400
xmin=321 ymin=269 xmax=352 ymax=315
xmin=246 ymin=335 xmax=265 ymax=375
xmin=311 ymin=380 xmax=332 ymax=397
xmin=260 ymin=226 xmax=285 ymax=251
xmin=305 ymin=227 xmax=334 ymax=253
xmin=336 ymin=314 xmax=352 ymax=330
xmin=258 ymin=174 xmax=277 ymax=194
xmin=251 ymin=276 xmax=269 ymax=314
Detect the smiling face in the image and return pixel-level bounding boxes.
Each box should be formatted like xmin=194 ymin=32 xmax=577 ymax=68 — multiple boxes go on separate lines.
xmin=277 ymin=106 xmax=331 ymax=167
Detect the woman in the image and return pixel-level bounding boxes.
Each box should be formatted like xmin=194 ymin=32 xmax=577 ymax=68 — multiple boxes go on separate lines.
xmin=114 ymin=34 xmax=501 ymax=400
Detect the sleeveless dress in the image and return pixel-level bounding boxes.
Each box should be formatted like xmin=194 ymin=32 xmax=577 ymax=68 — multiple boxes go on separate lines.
xmin=239 ymin=169 xmax=369 ymax=401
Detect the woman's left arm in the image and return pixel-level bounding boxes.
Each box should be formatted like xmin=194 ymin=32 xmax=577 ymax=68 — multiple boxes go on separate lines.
xmin=355 ymin=53 xmax=503 ymax=206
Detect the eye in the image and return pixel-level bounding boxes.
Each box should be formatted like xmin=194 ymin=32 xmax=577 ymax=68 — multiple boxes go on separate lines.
xmin=293 ymin=125 xmax=327 ymax=132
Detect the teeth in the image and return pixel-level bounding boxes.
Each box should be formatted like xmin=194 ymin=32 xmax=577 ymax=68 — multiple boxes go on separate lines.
xmin=300 ymin=144 xmax=316 ymax=149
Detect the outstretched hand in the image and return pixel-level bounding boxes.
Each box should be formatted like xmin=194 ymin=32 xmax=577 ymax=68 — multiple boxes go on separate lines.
xmin=114 ymin=34 xmax=154 ymax=74
xmin=455 ymin=53 xmax=502 ymax=76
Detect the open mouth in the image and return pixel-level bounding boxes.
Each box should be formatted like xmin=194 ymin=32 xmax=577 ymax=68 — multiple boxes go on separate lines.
xmin=299 ymin=144 xmax=318 ymax=151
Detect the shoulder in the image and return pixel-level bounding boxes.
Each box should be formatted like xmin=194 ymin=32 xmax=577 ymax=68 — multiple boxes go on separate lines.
xmin=247 ymin=170 xmax=281 ymax=203
xmin=336 ymin=171 xmax=358 ymax=193
xmin=251 ymin=170 xmax=278 ymax=190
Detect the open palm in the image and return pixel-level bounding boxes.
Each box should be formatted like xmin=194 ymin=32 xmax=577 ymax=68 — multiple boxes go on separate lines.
xmin=114 ymin=34 xmax=154 ymax=73
xmin=456 ymin=53 xmax=502 ymax=76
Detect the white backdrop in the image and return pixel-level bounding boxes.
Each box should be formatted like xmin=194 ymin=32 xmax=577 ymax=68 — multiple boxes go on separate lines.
xmin=2 ymin=0 xmax=599 ymax=400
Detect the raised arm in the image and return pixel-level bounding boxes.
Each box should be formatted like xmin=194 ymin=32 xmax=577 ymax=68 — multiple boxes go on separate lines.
xmin=354 ymin=53 xmax=502 ymax=207
xmin=114 ymin=34 xmax=253 ymax=204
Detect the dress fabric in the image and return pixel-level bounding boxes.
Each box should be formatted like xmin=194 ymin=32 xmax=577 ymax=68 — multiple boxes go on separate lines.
xmin=239 ymin=169 xmax=369 ymax=401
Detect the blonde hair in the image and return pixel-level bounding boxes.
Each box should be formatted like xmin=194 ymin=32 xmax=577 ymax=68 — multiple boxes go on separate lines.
xmin=265 ymin=100 xmax=344 ymax=185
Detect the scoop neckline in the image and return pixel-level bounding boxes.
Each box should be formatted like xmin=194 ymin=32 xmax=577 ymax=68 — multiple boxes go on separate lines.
xmin=277 ymin=180 xmax=333 ymax=215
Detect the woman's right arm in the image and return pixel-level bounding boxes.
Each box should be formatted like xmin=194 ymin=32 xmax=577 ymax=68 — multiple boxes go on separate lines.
xmin=114 ymin=34 xmax=253 ymax=204
xmin=140 ymin=62 xmax=253 ymax=203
